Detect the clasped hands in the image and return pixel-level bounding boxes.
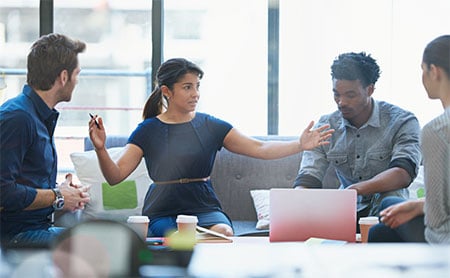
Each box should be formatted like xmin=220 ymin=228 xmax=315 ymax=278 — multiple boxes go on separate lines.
xmin=58 ymin=173 xmax=91 ymax=212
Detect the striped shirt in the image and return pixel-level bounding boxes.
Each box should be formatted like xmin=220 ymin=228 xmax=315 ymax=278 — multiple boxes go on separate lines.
xmin=423 ymin=107 xmax=450 ymax=244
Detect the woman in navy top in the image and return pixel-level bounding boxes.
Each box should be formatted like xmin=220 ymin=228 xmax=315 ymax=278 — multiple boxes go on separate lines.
xmin=89 ymin=58 xmax=334 ymax=237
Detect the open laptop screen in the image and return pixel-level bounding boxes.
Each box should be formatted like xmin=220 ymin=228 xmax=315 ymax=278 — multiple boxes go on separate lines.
xmin=269 ymin=188 xmax=357 ymax=242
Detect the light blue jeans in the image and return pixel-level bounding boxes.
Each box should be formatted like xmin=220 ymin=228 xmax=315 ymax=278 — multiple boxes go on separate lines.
xmin=9 ymin=227 xmax=66 ymax=247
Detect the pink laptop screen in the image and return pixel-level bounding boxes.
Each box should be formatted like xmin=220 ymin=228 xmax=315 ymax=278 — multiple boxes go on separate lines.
xmin=269 ymin=188 xmax=357 ymax=242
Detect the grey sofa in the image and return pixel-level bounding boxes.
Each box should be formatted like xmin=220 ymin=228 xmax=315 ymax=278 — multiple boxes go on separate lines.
xmin=83 ymin=135 xmax=339 ymax=236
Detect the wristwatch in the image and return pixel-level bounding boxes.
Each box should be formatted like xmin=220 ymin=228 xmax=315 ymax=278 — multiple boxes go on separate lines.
xmin=51 ymin=187 xmax=65 ymax=210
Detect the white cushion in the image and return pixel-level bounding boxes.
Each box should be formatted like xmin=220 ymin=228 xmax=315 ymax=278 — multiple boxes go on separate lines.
xmin=408 ymin=165 xmax=425 ymax=199
xmin=70 ymin=147 xmax=151 ymax=222
xmin=250 ymin=189 xmax=270 ymax=230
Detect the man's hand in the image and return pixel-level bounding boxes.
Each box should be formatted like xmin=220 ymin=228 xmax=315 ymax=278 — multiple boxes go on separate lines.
xmin=59 ymin=173 xmax=90 ymax=212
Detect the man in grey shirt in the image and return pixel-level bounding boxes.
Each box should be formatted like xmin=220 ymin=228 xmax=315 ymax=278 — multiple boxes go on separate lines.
xmin=293 ymin=52 xmax=421 ymax=227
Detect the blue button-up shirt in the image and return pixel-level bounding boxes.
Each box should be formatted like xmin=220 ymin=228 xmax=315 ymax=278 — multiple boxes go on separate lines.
xmin=294 ymin=100 xmax=421 ymax=214
xmin=0 ymin=85 xmax=59 ymax=239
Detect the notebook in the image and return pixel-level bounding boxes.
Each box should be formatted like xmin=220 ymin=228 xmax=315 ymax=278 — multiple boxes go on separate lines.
xmin=269 ymin=188 xmax=357 ymax=243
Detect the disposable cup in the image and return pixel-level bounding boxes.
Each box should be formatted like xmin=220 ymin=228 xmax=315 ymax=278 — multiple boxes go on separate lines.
xmin=176 ymin=215 xmax=198 ymax=236
xmin=127 ymin=216 xmax=150 ymax=240
xmin=358 ymin=216 xmax=379 ymax=243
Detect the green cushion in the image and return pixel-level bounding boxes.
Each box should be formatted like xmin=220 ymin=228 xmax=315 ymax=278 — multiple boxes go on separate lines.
xmin=102 ymin=180 xmax=138 ymax=210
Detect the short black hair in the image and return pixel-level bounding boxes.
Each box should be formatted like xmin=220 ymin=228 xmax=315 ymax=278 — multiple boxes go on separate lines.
xmin=331 ymin=52 xmax=381 ymax=87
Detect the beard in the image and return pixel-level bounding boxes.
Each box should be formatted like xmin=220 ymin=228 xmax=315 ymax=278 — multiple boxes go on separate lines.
xmin=59 ymin=80 xmax=76 ymax=102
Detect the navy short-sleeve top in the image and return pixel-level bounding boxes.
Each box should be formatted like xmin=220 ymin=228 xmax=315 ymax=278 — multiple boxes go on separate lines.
xmin=128 ymin=112 xmax=233 ymax=218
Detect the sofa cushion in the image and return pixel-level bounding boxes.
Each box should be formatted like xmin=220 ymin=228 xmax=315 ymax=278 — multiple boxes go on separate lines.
xmin=250 ymin=189 xmax=270 ymax=230
xmin=408 ymin=165 xmax=425 ymax=199
xmin=70 ymin=147 xmax=152 ymax=222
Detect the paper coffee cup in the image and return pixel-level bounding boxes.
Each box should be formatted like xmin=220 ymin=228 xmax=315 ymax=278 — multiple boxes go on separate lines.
xmin=127 ymin=216 xmax=150 ymax=240
xmin=358 ymin=216 xmax=379 ymax=243
xmin=176 ymin=215 xmax=198 ymax=235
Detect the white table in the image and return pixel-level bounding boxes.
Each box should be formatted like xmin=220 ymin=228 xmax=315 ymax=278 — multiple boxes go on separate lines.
xmin=188 ymin=237 xmax=450 ymax=277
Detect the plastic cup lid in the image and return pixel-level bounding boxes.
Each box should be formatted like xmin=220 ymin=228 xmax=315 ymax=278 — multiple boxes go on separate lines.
xmin=176 ymin=214 xmax=198 ymax=223
xmin=358 ymin=216 xmax=379 ymax=225
xmin=127 ymin=215 xmax=149 ymax=223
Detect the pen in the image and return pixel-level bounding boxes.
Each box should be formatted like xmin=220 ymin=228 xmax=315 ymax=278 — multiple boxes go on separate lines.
xmin=89 ymin=113 xmax=100 ymax=128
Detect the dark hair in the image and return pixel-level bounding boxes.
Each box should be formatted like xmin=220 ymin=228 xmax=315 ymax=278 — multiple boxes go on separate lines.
xmin=331 ymin=52 xmax=381 ymax=87
xmin=142 ymin=58 xmax=204 ymax=119
xmin=27 ymin=33 xmax=86 ymax=91
xmin=423 ymin=35 xmax=450 ymax=78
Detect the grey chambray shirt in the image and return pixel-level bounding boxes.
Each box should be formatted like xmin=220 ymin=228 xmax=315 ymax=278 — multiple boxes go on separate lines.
xmin=294 ymin=99 xmax=422 ymax=215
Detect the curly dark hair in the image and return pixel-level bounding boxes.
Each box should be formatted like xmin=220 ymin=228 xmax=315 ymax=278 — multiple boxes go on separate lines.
xmin=331 ymin=52 xmax=381 ymax=87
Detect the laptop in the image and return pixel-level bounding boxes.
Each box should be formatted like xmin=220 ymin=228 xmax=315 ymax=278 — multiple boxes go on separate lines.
xmin=269 ymin=188 xmax=357 ymax=243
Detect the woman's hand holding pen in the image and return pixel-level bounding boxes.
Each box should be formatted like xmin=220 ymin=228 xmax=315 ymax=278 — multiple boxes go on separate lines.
xmin=88 ymin=113 xmax=106 ymax=151
xmin=89 ymin=113 xmax=100 ymax=128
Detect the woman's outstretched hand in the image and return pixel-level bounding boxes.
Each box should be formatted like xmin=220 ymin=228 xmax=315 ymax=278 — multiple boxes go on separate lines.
xmin=299 ymin=121 xmax=334 ymax=151
xmin=88 ymin=114 xmax=106 ymax=151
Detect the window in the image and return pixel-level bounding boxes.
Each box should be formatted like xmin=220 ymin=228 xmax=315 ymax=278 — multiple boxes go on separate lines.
xmin=279 ymin=0 xmax=450 ymax=134
xmin=164 ymin=0 xmax=268 ymax=135
xmin=1 ymin=0 xmax=449 ymax=178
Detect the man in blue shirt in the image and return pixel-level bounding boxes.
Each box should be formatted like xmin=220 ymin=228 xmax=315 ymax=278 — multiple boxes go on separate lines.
xmin=293 ymin=52 xmax=421 ymax=228
xmin=0 ymin=33 xmax=90 ymax=247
